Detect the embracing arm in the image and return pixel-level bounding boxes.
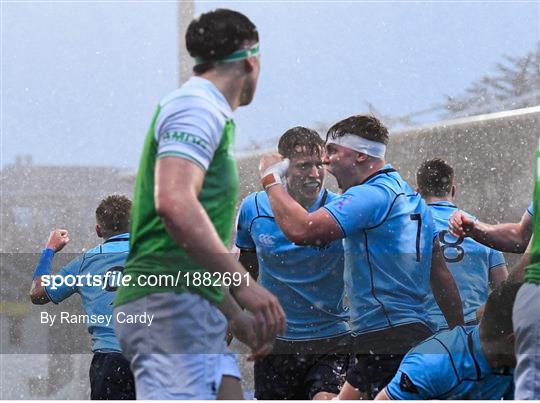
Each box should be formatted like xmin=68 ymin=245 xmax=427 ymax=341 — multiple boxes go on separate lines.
xmin=265 ymin=185 xmax=344 ymax=245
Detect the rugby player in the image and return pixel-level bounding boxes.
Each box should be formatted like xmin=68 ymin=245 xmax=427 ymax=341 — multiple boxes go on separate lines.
xmin=113 ymin=9 xmax=285 ymax=400
xmin=449 ymin=202 xmax=532 ymax=253
xmin=416 ymin=158 xmax=508 ymax=330
xmin=29 ymin=195 xmax=135 ymax=400
xmin=236 ymin=127 xmax=350 ymax=400
xmin=259 ymin=115 xmax=464 ymax=399
xmin=376 ymin=281 xmax=519 ymax=400
xmin=512 ymin=142 xmax=540 ymax=399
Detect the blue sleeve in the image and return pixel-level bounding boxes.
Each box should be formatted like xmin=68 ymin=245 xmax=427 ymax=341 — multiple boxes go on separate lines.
xmin=322 ymin=185 xmax=391 ymax=237
xmin=44 ymin=256 xmax=83 ymax=304
xmin=488 ymin=248 xmax=506 ymax=270
xmin=235 ymin=196 xmax=256 ymax=250
xmin=527 ymin=201 xmax=533 ymax=216
xmin=385 ymin=343 xmax=458 ymax=399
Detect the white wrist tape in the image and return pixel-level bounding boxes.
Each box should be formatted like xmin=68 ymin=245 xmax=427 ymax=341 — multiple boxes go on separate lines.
xmin=261 ymin=159 xmax=290 ymax=190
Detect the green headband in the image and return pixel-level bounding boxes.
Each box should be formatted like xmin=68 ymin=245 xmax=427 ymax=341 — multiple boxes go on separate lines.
xmin=194 ymin=43 xmax=260 ymax=66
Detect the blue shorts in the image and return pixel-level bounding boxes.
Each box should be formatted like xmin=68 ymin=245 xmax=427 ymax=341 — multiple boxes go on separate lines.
xmin=114 ymin=292 xmax=238 ymax=399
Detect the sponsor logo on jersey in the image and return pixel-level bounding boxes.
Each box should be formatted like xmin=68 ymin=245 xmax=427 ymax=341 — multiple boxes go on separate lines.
xmin=258 ymin=234 xmax=276 ymax=246
xmin=161 ymin=131 xmax=210 ymax=151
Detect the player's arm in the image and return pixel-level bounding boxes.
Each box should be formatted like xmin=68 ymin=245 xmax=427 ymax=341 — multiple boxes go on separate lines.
xmin=259 ymin=153 xmax=344 ymax=245
xmin=266 ymin=185 xmax=344 ymax=245
xmin=155 ymin=157 xmax=285 ymax=342
xmin=430 ymin=239 xmax=464 ymax=328
xmin=487 ymin=246 xmax=509 ymax=289
xmin=507 ymin=238 xmax=532 ymax=284
xmin=449 ymin=210 xmax=532 ymax=253
xmin=29 ymin=229 xmax=70 ymax=304
xmin=375 ymin=389 xmax=391 ymax=400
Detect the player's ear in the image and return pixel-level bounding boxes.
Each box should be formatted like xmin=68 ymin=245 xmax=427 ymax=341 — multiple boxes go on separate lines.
xmin=243 ymin=57 xmax=256 ymax=73
xmin=356 ymin=152 xmax=369 ymax=163
xmin=95 ymin=224 xmax=103 ymax=238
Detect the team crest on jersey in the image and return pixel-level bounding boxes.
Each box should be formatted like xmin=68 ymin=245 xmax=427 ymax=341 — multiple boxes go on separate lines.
xmin=258 ymin=234 xmax=276 ymax=246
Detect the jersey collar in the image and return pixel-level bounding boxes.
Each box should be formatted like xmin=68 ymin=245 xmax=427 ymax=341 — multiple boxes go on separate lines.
xmin=360 ymin=164 xmax=396 ymax=185
xmin=104 ymin=233 xmax=130 ymax=244
xmin=307 ymin=188 xmax=329 ymax=213
xmin=428 ymin=201 xmax=457 ymax=209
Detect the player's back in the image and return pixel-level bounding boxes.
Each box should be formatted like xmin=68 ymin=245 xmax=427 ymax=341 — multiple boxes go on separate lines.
xmin=425 ymin=203 xmax=506 ymax=331
xmin=386 ymin=326 xmax=514 ymax=399
xmin=116 ymin=76 xmax=238 ymax=307
xmin=76 ymin=235 xmax=129 ymax=351
xmin=340 ymin=167 xmax=435 ymax=333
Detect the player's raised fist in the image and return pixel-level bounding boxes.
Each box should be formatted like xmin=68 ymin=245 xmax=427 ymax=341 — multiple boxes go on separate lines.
xmin=259 ymin=153 xmax=289 ymax=190
xmin=258 ymin=152 xmax=285 ymax=176
xmin=46 ymin=229 xmax=70 ymax=252
xmin=448 ymin=210 xmax=475 ymax=238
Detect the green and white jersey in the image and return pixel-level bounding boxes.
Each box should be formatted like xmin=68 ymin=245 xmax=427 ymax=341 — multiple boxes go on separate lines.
xmin=114 ymin=77 xmax=239 ymax=307
xmin=525 ymin=138 xmax=540 ymax=284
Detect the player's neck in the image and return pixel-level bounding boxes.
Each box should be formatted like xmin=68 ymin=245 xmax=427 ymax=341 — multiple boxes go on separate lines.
xmin=288 ymin=189 xmax=318 ymax=210
xmin=423 ymin=195 xmax=453 ymax=204
xmin=344 ymin=159 xmax=386 ymax=190
xmin=197 ymin=71 xmax=243 ymax=111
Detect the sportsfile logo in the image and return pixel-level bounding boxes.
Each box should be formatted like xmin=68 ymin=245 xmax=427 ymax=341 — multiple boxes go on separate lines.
xmin=258 ymin=233 xmax=276 ymax=246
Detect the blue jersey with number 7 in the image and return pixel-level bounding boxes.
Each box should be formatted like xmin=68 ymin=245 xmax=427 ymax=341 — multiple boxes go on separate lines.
xmin=425 ymin=202 xmax=505 ymax=331
xmin=324 ymin=165 xmax=436 ymax=334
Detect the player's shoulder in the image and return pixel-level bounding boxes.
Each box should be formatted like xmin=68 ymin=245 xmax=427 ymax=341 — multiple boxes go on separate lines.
xmin=324 ymin=189 xmax=341 ymax=203
xmin=239 ymin=191 xmax=270 ymax=218
xmin=391 ymin=329 xmax=466 ymax=398
xmin=158 ymin=77 xmax=232 ymax=122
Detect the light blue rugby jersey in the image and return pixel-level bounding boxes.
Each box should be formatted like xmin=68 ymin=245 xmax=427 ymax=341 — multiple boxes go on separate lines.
xmin=385 ymin=325 xmax=514 ymax=400
xmin=426 ymin=202 xmax=506 ymax=331
xmin=323 ymin=165 xmax=436 ymax=334
xmin=236 ymin=188 xmax=350 ymax=340
xmin=45 ymin=233 xmax=129 ymax=352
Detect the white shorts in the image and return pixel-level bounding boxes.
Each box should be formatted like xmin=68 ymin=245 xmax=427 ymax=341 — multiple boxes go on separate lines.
xmin=114 ymin=292 xmax=237 ymax=400
xmin=513 ymin=282 xmax=540 ymax=400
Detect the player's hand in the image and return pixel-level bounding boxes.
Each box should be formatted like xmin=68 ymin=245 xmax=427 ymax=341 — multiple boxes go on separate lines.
xmin=228 ymin=309 xmax=273 ymax=360
xmin=258 ymin=152 xmax=285 ymax=177
xmin=233 ymin=280 xmax=286 ymax=346
xmin=448 ymin=211 xmax=475 ymax=238
xmin=45 ymin=229 xmax=70 ymax=252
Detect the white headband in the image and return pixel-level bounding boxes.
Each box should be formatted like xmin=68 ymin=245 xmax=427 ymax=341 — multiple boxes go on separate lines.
xmin=327 ymin=134 xmax=386 ymax=158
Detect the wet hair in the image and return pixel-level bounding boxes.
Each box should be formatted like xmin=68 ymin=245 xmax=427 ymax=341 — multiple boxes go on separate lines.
xmin=480 ymin=281 xmax=522 ymax=342
xmin=326 ymin=115 xmax=389 ymax=145
xmin=186 ymin=9 xmax=259 ymax=74
xmin=416 ymin=158 xmax=455 ymax=197
xmin=95 ymin=195 xmax=131 ymax=234
xmin=278 ymin=127 xmax=324 ymax=159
